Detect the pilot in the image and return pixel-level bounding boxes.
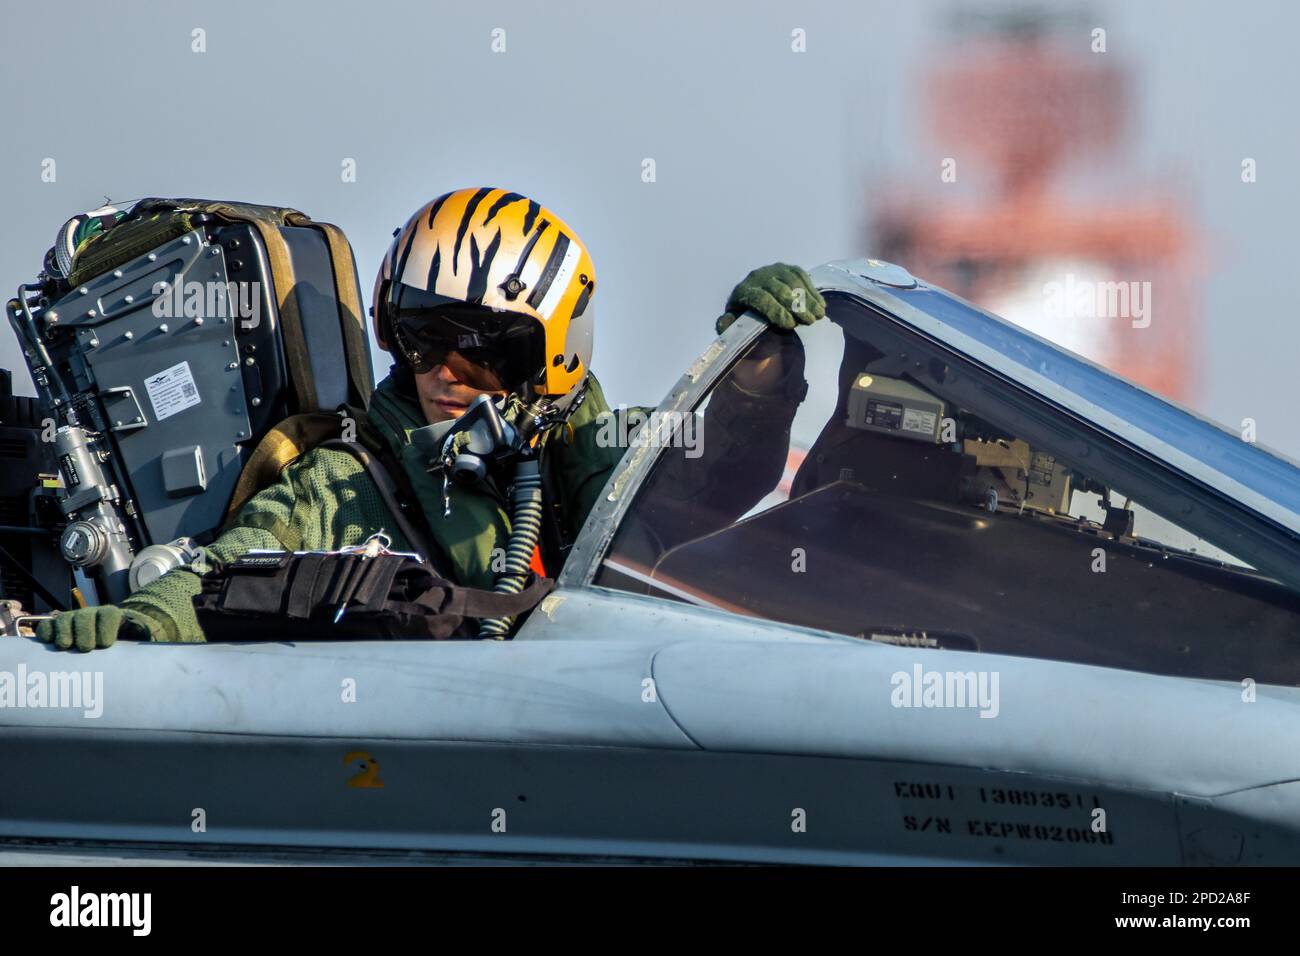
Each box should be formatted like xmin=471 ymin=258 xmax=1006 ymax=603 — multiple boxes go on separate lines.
xmin=38 ymin=187 xmax=826 ymax=651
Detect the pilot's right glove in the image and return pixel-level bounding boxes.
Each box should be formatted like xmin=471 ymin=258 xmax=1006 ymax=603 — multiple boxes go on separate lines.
xmin=35 ymin=605 xmax=161 ymax=653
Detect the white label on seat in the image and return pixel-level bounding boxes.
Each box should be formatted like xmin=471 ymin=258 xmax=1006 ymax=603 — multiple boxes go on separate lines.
xmin=144 ymin=360 xmax=202 ymax=421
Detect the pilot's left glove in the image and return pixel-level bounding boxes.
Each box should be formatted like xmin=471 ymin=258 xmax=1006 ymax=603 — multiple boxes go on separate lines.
xmin=717 ymin=263 xmax=826 ymax=335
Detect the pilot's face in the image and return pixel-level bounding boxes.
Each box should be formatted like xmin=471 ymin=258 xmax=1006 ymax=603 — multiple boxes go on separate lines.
xmin=413 ymin=357 xmax=507 ymax=424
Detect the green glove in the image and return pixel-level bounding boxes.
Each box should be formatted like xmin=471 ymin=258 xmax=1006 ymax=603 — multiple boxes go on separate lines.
xmin=35 ymin=605 xmax=161 ymax=653
xmin=717 ymin=263 xmax=826 ymax=335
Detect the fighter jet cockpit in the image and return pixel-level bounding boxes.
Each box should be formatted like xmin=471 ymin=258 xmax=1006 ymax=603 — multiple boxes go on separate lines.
xmin=596 ymin=292 xmax=1300 ymax=684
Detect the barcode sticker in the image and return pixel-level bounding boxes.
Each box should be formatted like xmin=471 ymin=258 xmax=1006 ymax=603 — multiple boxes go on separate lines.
xmin=144 ymin=361 xmax=202 ymax=421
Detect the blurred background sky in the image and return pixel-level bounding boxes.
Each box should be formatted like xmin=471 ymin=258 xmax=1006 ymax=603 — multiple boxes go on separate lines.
xmin=2 ymin=0 xmax=1297 ymax=455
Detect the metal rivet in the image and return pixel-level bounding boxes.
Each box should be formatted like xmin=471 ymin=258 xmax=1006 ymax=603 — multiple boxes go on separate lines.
xmin=244 ymin=357 xmax=254 ymax=366
xmin=112 ymin=270 xmax=123 ymax=279
xmin=47 ymin=312 xmax=59 ymax=323
xmin=124 ymin=294 xmax=134 ymax=304
xmin=182 ymin=236 xmax=192 ymax=245
xmin=124 ymin=331 xmax=134 ymax=340
xmin=147 ymin=253 xmax=157 ymax=262
xmin=209 ymin=247 xmax=220 ymax=256
xmin=228 ymin=362 xmax=238 ymax=370
xmin=251 ymin=397 xmax=261 ymax=407
xmin=78 ymin=287 xmax=89 ymax=295
xmin=159 ymin=323 xmax=168 ymax=332
xmin=88 ymin=338 xmax=99 ymax=348
xmin=194 ymin=317 xmax=204 ymax=326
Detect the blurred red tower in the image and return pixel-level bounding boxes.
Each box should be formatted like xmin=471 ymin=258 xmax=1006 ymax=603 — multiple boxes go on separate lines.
xmin=874 ymin=7 xmax=1199 ymax=400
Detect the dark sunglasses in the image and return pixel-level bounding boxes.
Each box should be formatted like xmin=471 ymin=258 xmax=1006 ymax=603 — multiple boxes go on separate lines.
xmin=387 ymin=286 xmax=543 ymax=392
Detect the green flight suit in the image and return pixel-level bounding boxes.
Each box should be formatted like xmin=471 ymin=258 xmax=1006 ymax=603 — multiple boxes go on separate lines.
xmin=123 ymin=372 xmax=627 ymax=642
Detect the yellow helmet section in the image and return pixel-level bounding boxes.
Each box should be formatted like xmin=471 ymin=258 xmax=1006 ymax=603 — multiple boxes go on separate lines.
xmin=376 ymin=188 xmax=596 ymax=399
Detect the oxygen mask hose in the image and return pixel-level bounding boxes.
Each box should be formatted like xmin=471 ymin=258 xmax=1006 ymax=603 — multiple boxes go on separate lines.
xmin=478 ymin=457 xmax=544 ymax=640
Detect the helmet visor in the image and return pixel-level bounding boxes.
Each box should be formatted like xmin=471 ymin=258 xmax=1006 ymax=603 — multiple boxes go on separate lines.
xmin=388 ymin=285 xmax=543 ymax=392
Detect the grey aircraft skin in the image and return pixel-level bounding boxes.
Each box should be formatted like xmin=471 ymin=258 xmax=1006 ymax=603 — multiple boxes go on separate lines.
xmin=3 ymin=258 xmax=1300 ymax=866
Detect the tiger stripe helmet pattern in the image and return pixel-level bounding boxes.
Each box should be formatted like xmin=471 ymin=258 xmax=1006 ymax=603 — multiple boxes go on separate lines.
xmin=373 ymin=187 xmax=596 ymax=401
